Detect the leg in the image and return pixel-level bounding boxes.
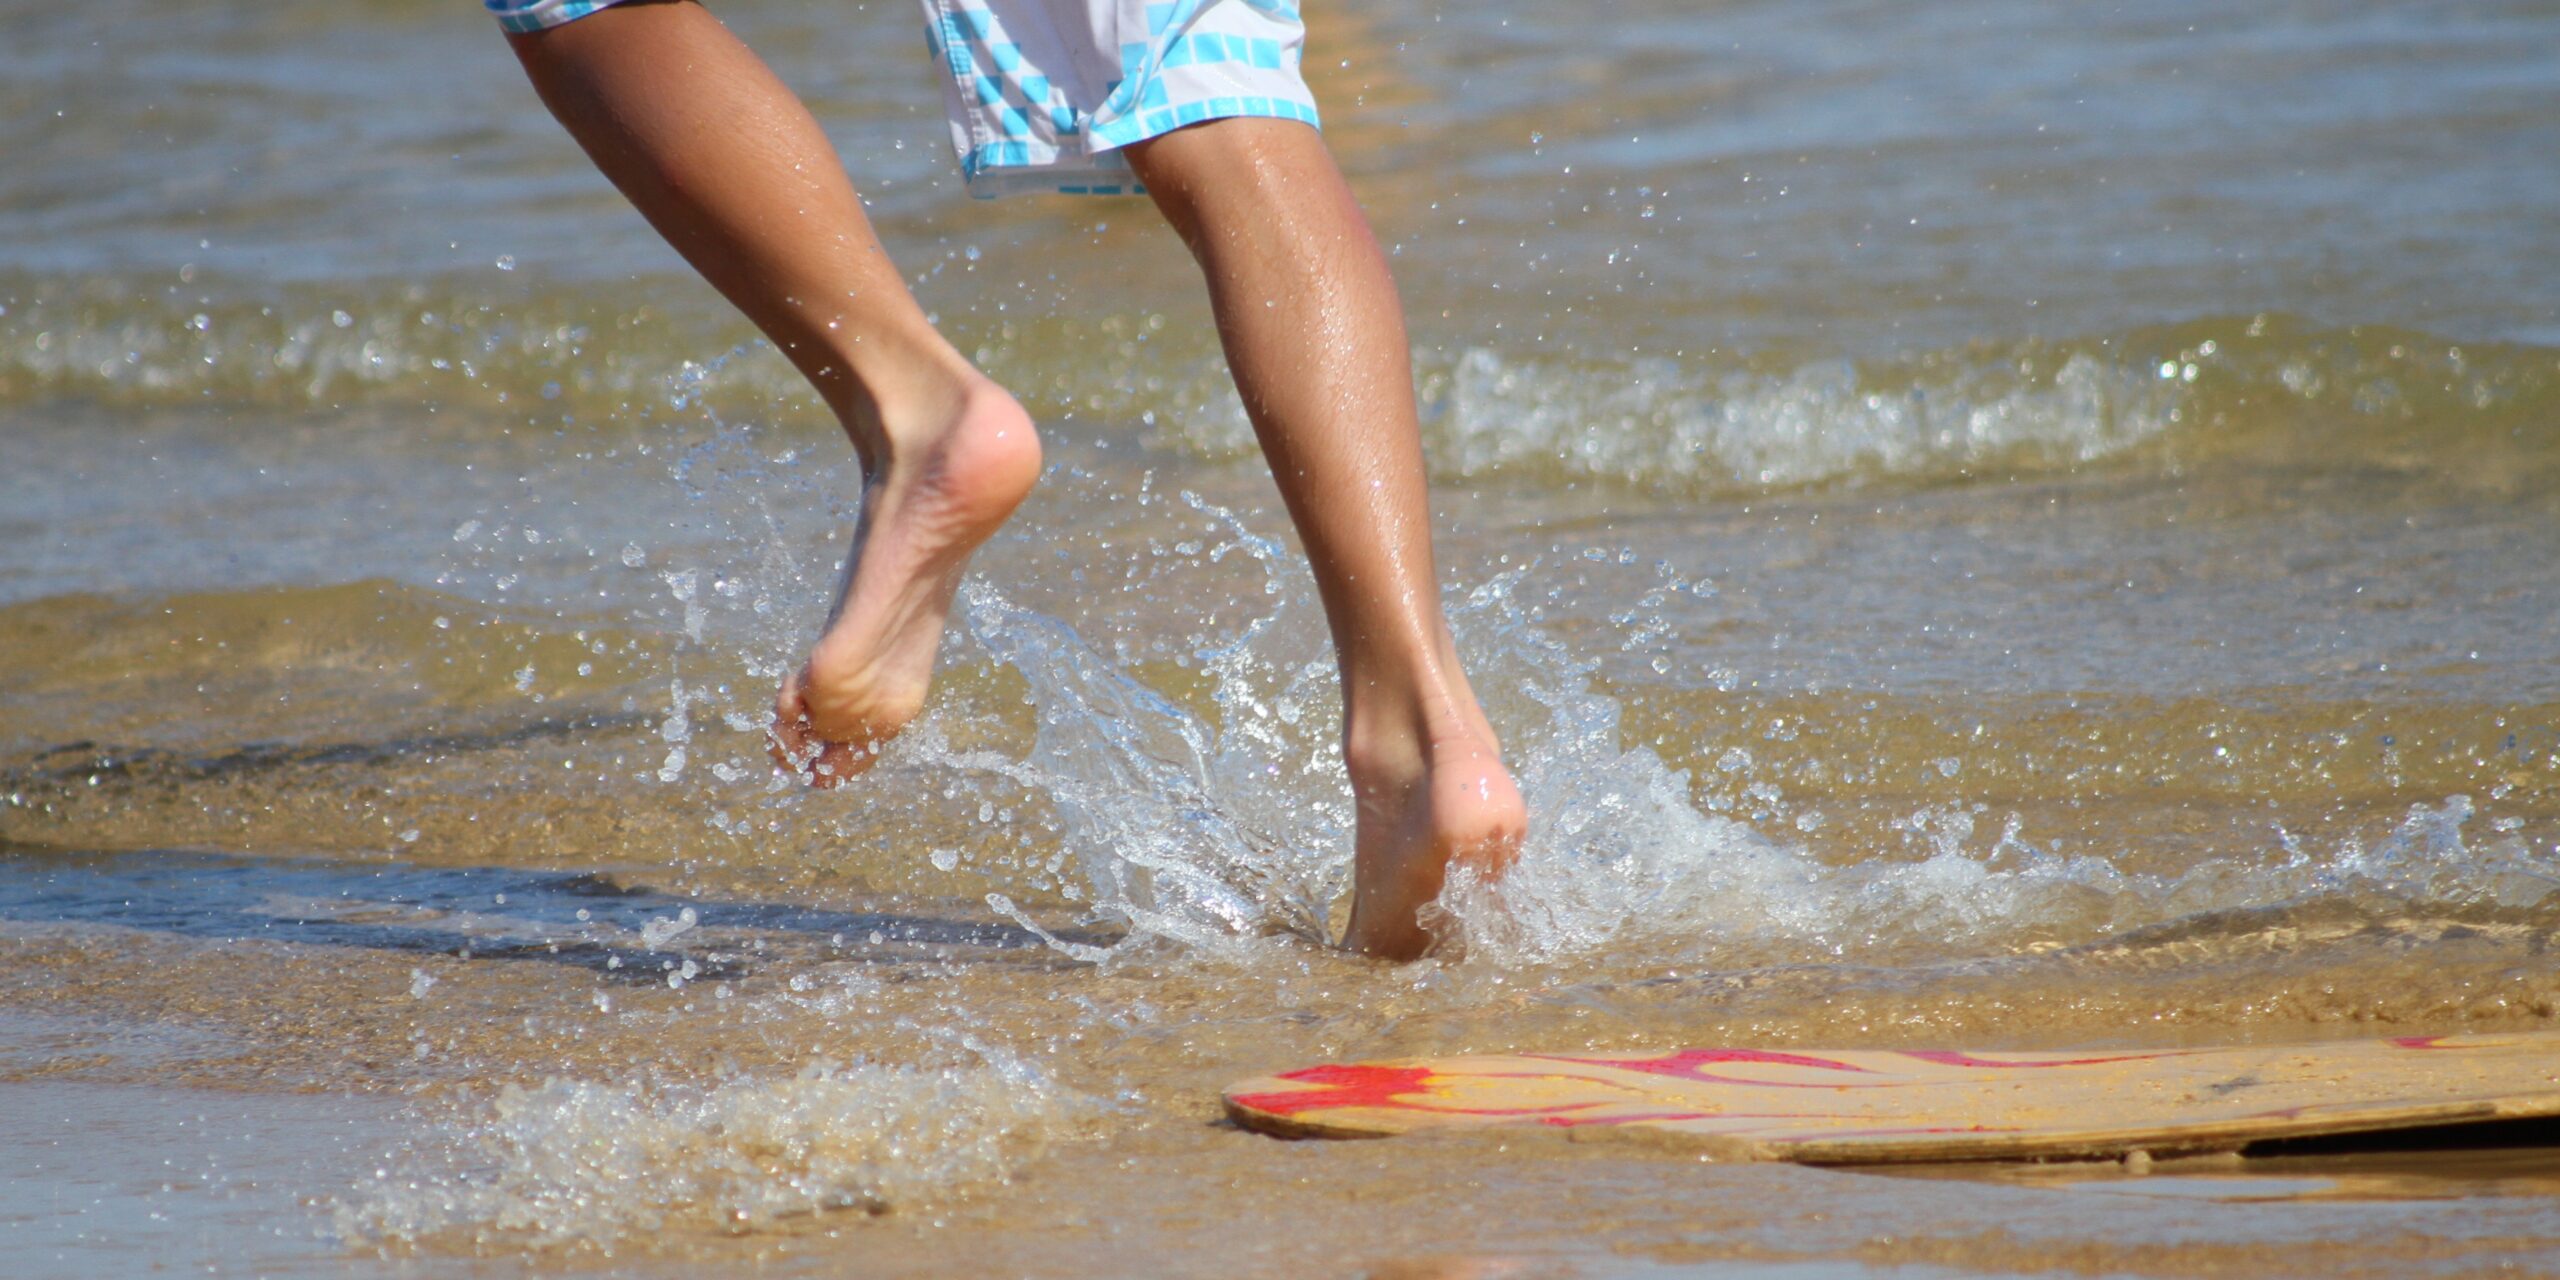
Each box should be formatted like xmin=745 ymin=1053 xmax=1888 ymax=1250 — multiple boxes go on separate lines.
xmin=505 ymin=0 xmax=1041 ymax=783
xmin=1122 ymin=119 xmax=1526 ymax=960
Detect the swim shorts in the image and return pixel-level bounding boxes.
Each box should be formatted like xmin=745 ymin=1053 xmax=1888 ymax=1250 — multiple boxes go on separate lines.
xmin=484 ymin=0 xmax=1323 ymax=199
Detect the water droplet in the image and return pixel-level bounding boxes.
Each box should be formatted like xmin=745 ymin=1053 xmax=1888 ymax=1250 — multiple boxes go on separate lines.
xmin=640 ymin=907 xmax=699 ymax=949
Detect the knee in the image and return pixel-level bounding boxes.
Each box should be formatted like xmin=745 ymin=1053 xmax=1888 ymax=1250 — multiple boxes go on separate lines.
xmin=1124 ymin=117 xmax=1313 ymax=247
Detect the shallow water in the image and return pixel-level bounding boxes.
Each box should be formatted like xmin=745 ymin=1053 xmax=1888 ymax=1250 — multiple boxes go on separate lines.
xmin=4 ymin=0 xmax=2559 ymax=1273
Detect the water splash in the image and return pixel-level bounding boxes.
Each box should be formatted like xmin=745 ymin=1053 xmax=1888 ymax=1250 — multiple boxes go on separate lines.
xmin=2286 ymin=794 xmax=2560 ymax=911
xmin=340 ymin=1042 xmax=1096 ymax=1249
xmin=473 ymin=350 xmax=2560 ymax=971
xmin=907 ymin=529 xmax=2556 ymax=969
xmin=943 ymin=493 xmax=1352 ymax=961
xmin=882 ymin=521 xmax=2139 ymax=967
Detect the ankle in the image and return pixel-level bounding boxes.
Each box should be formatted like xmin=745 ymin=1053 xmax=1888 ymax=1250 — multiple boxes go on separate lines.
xmin=810 ymin=332 xmax=985 ymax=468
xmin=1342 ymin=679 xmax=1503 ymax=796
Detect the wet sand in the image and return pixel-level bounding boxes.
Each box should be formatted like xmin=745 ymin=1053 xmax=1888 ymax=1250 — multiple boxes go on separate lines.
xmin=5 ymin=0 xmax=2560 ymax=1273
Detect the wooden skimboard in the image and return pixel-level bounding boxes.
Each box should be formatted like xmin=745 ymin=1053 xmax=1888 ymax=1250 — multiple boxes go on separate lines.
xmin=1223 ymin=1032 xmax=2560 ymax=1164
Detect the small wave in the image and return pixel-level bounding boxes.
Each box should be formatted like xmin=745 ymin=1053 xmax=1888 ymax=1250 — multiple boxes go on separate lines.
xmin=0 ymin=272 xmax=810 ymax=428
xmin=1121 ymin=340 xmax=2189 ymax=490
xmin=6 ymin=271 xmax=2553 ymax=495
xmin=1383 ymin=315 xmax=2559 ymax=494
xmin=1430 ymin=346 xmax=2175 ymax=490
xmin=340 ymin=1047 xmax=1096 ymax=1249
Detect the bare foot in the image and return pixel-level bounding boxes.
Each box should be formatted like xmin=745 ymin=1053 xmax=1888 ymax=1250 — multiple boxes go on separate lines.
xmin=770 ymin=377 xmax=1040 ymax=785
xmin=1340 ymin=723 xmax=1527 ymax=961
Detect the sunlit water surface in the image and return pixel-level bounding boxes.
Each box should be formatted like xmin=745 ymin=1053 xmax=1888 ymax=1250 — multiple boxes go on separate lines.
xmin=4 ymin=0 xmax=2558 ymax=1274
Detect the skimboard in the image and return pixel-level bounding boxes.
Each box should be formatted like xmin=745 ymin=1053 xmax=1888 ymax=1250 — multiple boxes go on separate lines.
xmin=1222 ymin=1032 xmax=2560 ymax=1163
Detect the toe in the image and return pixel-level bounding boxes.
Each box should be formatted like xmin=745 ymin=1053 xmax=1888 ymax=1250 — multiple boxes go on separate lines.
xmin=769 ymin=671 xmax=836 ymax=786
xmin=769 ymin=668 xmax=891 ymax=788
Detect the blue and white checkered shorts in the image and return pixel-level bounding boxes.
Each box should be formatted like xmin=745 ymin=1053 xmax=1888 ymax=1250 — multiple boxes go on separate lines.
xmin=485 ymin=0 xmax=1322 ymax=199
